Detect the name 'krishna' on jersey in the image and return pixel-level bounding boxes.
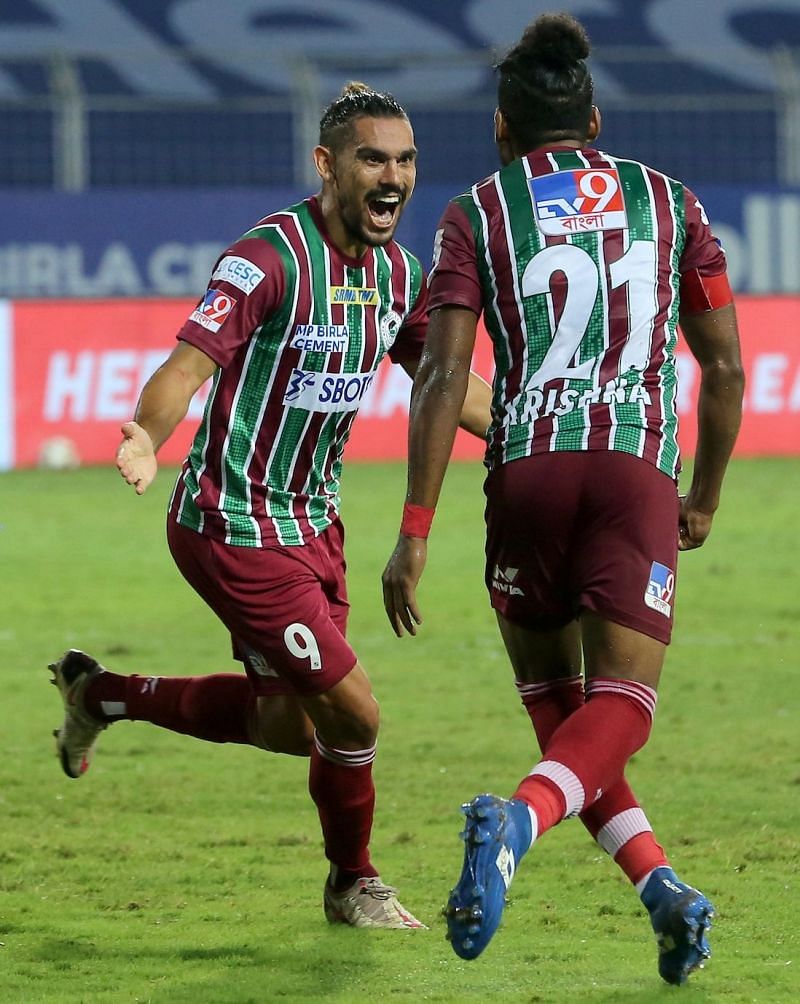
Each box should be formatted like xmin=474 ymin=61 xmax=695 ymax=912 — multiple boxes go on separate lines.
xmin=170 ymin=196 xmax=427 ymax=548
xmin=427 ymin=146 xmax=728 ymax=478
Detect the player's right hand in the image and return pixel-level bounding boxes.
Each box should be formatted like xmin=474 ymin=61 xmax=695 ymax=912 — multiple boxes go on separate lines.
xmin=116 ymin=421 xmax=157 ymax=495
xmin=678 ymin=494 xmax=715 ymax=550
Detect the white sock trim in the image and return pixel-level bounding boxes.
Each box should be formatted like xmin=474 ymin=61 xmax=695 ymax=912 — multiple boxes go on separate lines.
xmin=635 ymin=868 xmax=659 ymax=896
xmin=596 ymin=807 xmax=653 ymax=856
xmin=529 ymin=759 xmax=585 ymax=817
xmin=515 ymin=676 xmax=584 ymax=700
xmin=527 ymin=806 xmax=539 ymax=844
xmin=585 ymin=678 xmax=658 ymax=722
xmin=313 ymin=731 xmax=376 ymax=767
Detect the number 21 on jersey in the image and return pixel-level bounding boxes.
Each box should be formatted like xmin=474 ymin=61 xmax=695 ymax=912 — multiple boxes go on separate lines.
xmin=521 ymin=239 xmax=658 ymax=390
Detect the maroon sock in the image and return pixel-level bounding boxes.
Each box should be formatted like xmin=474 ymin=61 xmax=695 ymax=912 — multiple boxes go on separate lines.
xmin=580 ymin=777 xmax=669 ymax=883
xmin=517 ymin=676 xmax=668 ymax=881
xmin=85 ymin=671 xmax=255 ymax=744
xmin=516 ymin=676 xmax=585 ymax=751
xmin=514 ymin=680 xmax=656 ymax=838
xmin=309 ymin=734 xmax=378 ymax=888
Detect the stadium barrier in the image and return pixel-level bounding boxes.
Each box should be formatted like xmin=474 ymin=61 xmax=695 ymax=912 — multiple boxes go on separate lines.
xmin=1 ymin=296 xmax=798 ymax=471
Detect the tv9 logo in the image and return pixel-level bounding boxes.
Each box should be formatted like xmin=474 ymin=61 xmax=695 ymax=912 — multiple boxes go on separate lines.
xmin=188 ymin=288 xmax=238 ymax=332
xmin=644 ymin=560 xmax=675 ymax=618
xmin=531 ymin=169 xmax=628 ymax=235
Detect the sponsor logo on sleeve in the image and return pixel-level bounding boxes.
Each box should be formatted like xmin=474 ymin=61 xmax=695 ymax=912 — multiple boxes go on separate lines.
xmin=644 ymin=561 xmax=675 ymax=617
xmin=282 ymin=368 xmax=374 ymax=413
xmin=211 ymin=255 xmax=266 ymax=294
xmin=531 ymin=168 xmax=627 ymax=235
xmin=329 ymin=285 xmax=379 ymax=306
xmin=188 ymin=288 xmax=237 ymax=332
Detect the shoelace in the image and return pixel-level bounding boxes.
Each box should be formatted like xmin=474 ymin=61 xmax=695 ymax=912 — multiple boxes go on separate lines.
xmin=359 ymin=880 xmax=397 ymax=900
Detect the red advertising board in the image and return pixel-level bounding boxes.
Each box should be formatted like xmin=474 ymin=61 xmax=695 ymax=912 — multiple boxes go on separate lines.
xmin=11 ymin=300 xmax=200 ymax=468
xmin=2 ymin=296 xmax=799 ymax=470
xmin=673 ymin=297 xmax=800 ymax=455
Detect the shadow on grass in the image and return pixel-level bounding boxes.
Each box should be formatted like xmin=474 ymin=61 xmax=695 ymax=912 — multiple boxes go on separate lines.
xmin=30 ymin=932 xmax=385 ymax=1002
xmin=591 ymin=990 xmax=715 ymax=1004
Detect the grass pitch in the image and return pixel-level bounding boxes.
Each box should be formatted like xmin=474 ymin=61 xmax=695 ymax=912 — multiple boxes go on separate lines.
xmin=1 ymin=458 xmax=798 ymax=1003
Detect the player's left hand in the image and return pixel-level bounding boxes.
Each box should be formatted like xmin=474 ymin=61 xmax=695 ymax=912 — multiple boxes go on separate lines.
xmin=382 ymin=536 xmax=427 ymax=637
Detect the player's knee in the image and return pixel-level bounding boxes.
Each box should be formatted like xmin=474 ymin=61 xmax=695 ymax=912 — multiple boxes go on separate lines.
xmin=270 ymin=733 xmax=314 ymax=757
xmin=339 ymin=697 xmax=380 ymax=749
xmin=249 ymin=695 xmax=315 ymax=757
xmin=320 ymin=693 xmax=380 ymax=751
xmin=255 ymin=722 xmax=314 ymax=757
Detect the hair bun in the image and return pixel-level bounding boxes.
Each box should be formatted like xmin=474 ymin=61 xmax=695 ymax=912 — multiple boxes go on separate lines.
xmin=520 ymin=13 xmax=591 ymax=69
xmin=339 ymin=81 xmax=373 ymax=97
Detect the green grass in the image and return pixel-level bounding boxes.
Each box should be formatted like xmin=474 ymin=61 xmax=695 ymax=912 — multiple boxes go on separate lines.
xmin=1 ymin=458 xmax=798 ymax=1003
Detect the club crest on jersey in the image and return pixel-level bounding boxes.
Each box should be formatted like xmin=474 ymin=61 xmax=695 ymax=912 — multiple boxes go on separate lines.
xmin=189 ymin=288 xmax=237 ymax=332
xmin=379 ymin=310 xmax=402 ymax=351
xmin=530 ymin=168 xmax=627 ymax=235
xmin=283 ymin=368 xmax=374 ymax=413
xmin=329 ymin=286 xmax=379 ymax=306
xmin=644 ymin=561 xmax=675 ymax=617
xmin=211 ymin=255 xmax=266 ymax=294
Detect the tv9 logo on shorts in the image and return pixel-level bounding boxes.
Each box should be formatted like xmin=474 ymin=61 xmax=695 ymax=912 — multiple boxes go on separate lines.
xmin=644 ymin=561 xmax=675 ymax=617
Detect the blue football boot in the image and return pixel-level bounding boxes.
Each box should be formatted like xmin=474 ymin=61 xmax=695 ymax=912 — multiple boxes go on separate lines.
xmin=444 ymin=794 xmax=532 ymax=959
xmin=642 ymin=867 xmax=715 ymax=985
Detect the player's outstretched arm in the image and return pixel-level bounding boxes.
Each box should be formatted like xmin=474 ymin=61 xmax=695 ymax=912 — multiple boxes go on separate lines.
xmin=678 ymin=301 xmax=744 ymax=550
xmin=383 ymin=305 xmax=478 ymax=635
xmin=116 ymin=341 xmax=217 ymax=495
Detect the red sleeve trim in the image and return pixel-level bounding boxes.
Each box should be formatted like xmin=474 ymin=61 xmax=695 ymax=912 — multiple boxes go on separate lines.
xmin=680 ymin=268 xmax=733 ymax=314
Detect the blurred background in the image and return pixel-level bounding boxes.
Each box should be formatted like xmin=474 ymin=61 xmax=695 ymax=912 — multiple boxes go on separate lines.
xmin=2 ymin=0 xmax=799 ymax=470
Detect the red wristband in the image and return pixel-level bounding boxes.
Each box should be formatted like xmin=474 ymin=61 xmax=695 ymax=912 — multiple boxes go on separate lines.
xmin=400 ymin=502 xmax=435 ymax=539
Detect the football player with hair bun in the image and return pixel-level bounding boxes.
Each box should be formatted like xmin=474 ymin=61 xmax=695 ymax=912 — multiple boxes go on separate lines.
xmin=383 ymin=12 xmax=743 ymax=982
xmin=49 ymin=81 xmax=491 ymax=931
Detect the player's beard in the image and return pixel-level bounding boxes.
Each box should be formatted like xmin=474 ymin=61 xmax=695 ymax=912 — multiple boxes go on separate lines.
xmin=339 ymin=189 xmax=404 ymax=249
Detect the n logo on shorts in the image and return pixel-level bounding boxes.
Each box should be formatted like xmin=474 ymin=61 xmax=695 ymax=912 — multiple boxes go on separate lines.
xmin=492 ymin=565 xmax=524 ymax=596
xmin=241 ymin=643 xmax=279 ymax=677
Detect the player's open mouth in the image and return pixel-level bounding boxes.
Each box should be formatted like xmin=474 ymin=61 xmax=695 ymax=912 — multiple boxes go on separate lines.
xmin=367 ymin=194 xmax=401 ymax=228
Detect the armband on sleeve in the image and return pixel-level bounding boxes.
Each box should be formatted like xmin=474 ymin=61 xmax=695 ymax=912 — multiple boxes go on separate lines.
xmin=680 ymin=268 xmax=733 ymax=314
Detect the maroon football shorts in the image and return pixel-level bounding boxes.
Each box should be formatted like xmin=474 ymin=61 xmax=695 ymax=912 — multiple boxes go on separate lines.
xmin=167 ymin=515 xmax=357 ymax=696
xmin=484 ymin=451 xmax=680 ymax=644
